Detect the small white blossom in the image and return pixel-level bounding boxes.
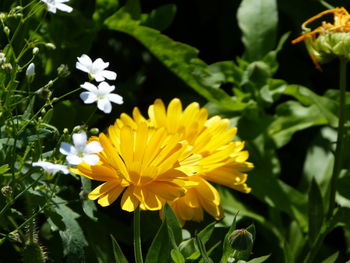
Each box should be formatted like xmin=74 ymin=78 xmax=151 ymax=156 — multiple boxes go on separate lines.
xmin=80 ymin=82 xmax=123 ymax=114
xmin=0 ymin=52 xmax=6 ymax=64
xmin=26 ymin=63 xmax=35 ymax=77
xmin=76 ymin=54 xmax=117 ymax=82
xmin=41 ymin=0 xmax=73 ymax=14
xmin=33 ymin=161 xmax=69 ymax=174
xmin=60 ymin=132 xmax=103 ymax=165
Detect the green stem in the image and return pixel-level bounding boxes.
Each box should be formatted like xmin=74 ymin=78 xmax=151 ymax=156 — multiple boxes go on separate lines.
xmin=133 ymin=207 xmax=143 ymax=263
xmin=328 ymin=58 xmax=347 ymax=218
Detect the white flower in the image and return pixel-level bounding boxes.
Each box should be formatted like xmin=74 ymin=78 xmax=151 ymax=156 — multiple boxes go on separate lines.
xmin=41 ymin=0 xmax=73 ymax=13
xmin=76 ymin=54 xmax=117 ymax=82
xmin=60 ymin=132 xmax=103 ymax=165
xmin=80 ymin=82 xmax=123 ymax=114
xmin=33 ymin=161 xmax=69 ymax=174
xmin=0 ymin=52 xmax=6 ymax=64
xmin=26 ymin=63 xmax=35 ymax=77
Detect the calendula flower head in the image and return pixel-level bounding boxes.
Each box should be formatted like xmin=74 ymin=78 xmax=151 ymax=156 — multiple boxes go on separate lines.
xmin=117 ymin=98 xmax=253 ymax=223
xmin=70 ymin=122 xmax=198 ymax=211
xmin=292 ymin=7 xmax=350 ymax=70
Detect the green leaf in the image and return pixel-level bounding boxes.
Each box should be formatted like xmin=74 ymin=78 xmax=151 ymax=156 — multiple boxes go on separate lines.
xmin=338 ymin=171 xmax=350 ymax=200
xmin=308 ymin=178 xmax=324 ymax=244
xmin=268 ymin=101 xmax=329 ymax=148
xmin=145 ymin=219 xmax=171 ymax=263
xmin=195 ymin=234 xmax=213 ymax=263
xmin=163 ymin=203 xmax=182 ymax=244
xmin=237 ymin=0 xmax=278 ymax=61
xmin=104 ymin=7 xmax=247 ymax=111
xmin=93 ymin=0 xmax=120 ymax=24
xmin=80 ymin=176 xmax=97 ymax=221
xmin=220 ymin=212 xmax=238 ymax=263
xmin=111 ymin=235 xmax=129 ymax=263
xmin=170 ymin=249 xmax=185 ymax=263
xmin=246 ymin=255 xmax=271 ymax=263
xmin=198 ymin=221 xmax=217 ymax=245
xmin=283 ymin=85 xmax=338 ymax=126
xmin=0 ymin=164 xmax=9 ymax=174
xmin=23 ymin=96 xmax=35 ymax=120
xmin=47 ymin=196 xmax=88 ymax=262
xmin=321 ymin=251 xmax=339 ymax=263
xmin=141 ymin=4 xmax=177 ymax=31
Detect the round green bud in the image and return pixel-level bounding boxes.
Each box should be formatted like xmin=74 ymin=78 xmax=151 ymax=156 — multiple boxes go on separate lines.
xmin=32 ymin=47 xmax=39 ymax=55
xmin=89 ymin=128 xmax=99 ymax=135
xmin=228 ymin=229 xmax=253 ymax=251
xmin=3 ymin=26 xmax=10 ymax=36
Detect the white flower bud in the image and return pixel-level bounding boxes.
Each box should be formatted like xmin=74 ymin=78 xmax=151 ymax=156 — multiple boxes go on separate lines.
xmin=32 ymin=47 xmax=39 ymax=55
xmin=26 ymin=63 xmax=35 ymax=77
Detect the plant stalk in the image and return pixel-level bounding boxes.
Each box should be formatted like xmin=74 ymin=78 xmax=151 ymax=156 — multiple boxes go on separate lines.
xmin=328 ymin=58 xmax=347 ymax=218
xmin=133 ymin=207 xmax=143 ymax=263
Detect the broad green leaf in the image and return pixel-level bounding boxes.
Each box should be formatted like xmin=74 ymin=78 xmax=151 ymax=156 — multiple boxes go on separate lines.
xmin=93 ymin=0 xmax=120 ymax=24
xmin=104 ymin=7 xmax=247 ymax=111
xmin=170 ymin=249 xmax=185 ymax=263
xmin=47 ymin=196 xmax=88 ymax=262
xmin=80 ymin=176 xmax=97 ymax=221
xmin=141 ymin=4 xmax=177 ymax=31
xmin=287 ymin=221 xmax=305 ymax=262
xmin=268 ymin=101 xmax=329 ymax=148
xmin=303 ymin=127 xmax=335 ymax=195
xmin=111 ymin=235 xmax=129 ymax=263
xmin=163 ymin=203 xmax=182 ymax=244
xmin=321 ymin=251 xmax=339 ymax=263
xmin=145 ymin=219 xmax=171 ymax=263
xmin=283 ymin=85 xmax=338 ymax=126
xmin=237 ymin=0 xmax=278 ymax=61
xmin=246 ymin=255 xmax=271 ymax=263
xmin=308 ymin=178 xmax=324 ymax=244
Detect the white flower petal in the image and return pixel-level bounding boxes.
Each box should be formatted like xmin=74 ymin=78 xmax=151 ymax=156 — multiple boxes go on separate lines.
xmin=85 ymin=141 xmax=103 ymax=154
xmin=33 ymin=161 xmax=69 ymax=174
xmin=47 ymin=4 xmax=57 ymax=13
xmin=66 ymin=155 xmax=83 ymax=165
xmin=93 ymin=58 xmax=109 ymax=70
xmin=97 ymin=98 xmax=112 ymax=114
xmin=60 ymin=142 xmax=76 ymax=155
xmin=77 ymin=54 xmax=92 ymax=66
xmin=98 ymin=82 xmax=114 ymax=94
xmin=80 ymin=82 xmax=98 ymax=93
xmin=92 ymin=73 xmax=105 ymax=82
xmin=80 ymin=91 xmax=98 ymax=104
xmin=101 ymin=70 xmax=117 ymax=80
xmin=76 ymin=62 xmax=89 ymax=73
xmin=56 ymin=3 xmax=73 ymax=12
xmin=73 ymin=132 xmax=87 ymax=149
xmin=83 ymin=154 xmax=100 ymax=165
xmin=108 ymin=93 xmax=123 ymax=104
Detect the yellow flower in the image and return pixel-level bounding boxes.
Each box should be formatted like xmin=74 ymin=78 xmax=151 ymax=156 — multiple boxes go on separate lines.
xmin=71 ymin=122 xmax=197 ymax=212
xmin=118 ymin=98 xmax=253 ymax=222
xmin=292 ymin=7 xmax=350 ymax=69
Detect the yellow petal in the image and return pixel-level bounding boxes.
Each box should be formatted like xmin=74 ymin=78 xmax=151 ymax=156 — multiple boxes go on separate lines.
xmin=121 ymin=186 xmax=139 ymax=212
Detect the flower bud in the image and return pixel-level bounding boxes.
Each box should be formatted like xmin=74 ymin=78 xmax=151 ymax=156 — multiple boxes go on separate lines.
xmin=26 ymin=63 xmax=35 ymax=83
xmin=32 ymin=47 xmax=39 ymax=55
xmin=0 ymin=52 xmax=6 ymax=64
xmin=73 ymin=126 xmax=81 ymax=133
xmin=45 ymin=43 xmax=56 ymax=50
xmin=63 ymin=128 xmax=69 ymax=134
xmin=89 ymin=128 xmax=99 ymax=135
xmin=0 ymin=13 xmax=6 ymax=21
xmin=3 ymin=26 xmax=10 ymax=36
xmin=228 ymin=229 xmax=253 ymax=251
xmin=1 ymin=63 xmax=12 ymax=73
xmin=1 ymin=185 xmax=13 ymax=198
xmin=57 ymin=64 xmax=70 ymax=78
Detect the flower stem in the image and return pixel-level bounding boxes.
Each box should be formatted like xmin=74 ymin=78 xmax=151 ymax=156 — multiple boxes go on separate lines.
xmin=133 ymin=207 xmax=144 ymax=263
xmin=328 ymin=58 xmax=347 ymax=218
